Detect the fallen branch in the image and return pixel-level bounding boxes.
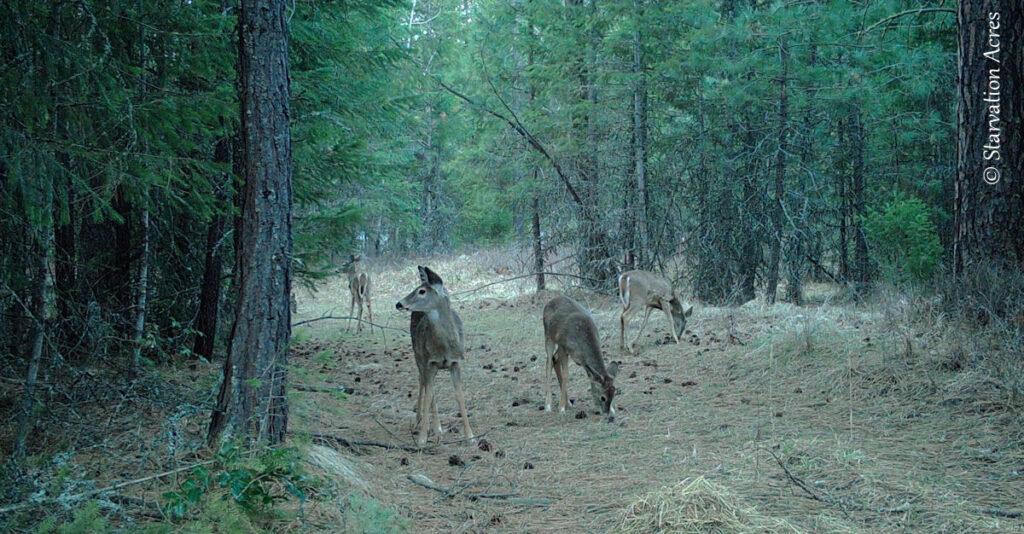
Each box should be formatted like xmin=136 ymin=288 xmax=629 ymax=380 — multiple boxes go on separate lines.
xmin=291 ymin=315 xmax=404 ymax=331
xmin=0 ymin=460 xmax=216 ymax=516
xmin=407 ymin=474 xmax=550 ymax=507
xmin=305 ymin=432 xmax=423 ymax=453
xmin=293 ymin=383 xmax=355 ymax=395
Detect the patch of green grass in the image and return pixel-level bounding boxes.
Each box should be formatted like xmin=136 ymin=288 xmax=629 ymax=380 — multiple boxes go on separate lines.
xmin=340 ymin=492 xmax=410 ymax=533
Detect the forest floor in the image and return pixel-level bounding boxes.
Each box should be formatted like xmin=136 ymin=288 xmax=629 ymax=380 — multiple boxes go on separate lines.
xmin=3 ymin=247 xmax=1022 ymax=533
xmin=286 ymin=248 xmax=1024 ymax=533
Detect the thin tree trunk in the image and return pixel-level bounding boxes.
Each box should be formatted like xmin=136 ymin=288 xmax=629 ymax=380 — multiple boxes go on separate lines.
xmin=14 ymin=180 xmax=54 ymax=463
xmin=532 ymin=193 xmax=545 ymax=291
xmin=851 ymin=110 xmax=870 ymax=287
xmin=208 ymin=0 xmax=293 ymax=448
xmin=837 ymin=119 xmax=849 ymax=282
xmin=737 ymin=116 xmax=758 ymax=305
xmin=631 ymin=0 xmax=649 ymax=269
xmin=129 ymin=207 xmax=149 ymax=377
xmin=192 ymin=134 xmax=232 ymax=365
xmin=765 ymin=38 xmax=788 ymax=304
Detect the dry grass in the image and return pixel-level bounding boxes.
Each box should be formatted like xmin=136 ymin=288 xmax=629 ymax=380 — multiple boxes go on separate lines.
xmin=615 ymin=477 xmax=799 ymax=534
xmin=284 ymin=247 xmax=1024 ymax=533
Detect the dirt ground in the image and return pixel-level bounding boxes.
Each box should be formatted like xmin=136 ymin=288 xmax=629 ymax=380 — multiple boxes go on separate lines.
xmin=5 ymin=249 xmax=1020 ymax=533
xmin=287 ymin=251 xmax=1024 ymax=533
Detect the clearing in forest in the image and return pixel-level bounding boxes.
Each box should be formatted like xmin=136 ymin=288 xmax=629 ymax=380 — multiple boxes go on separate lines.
xmin=287 ymin=249 xmax=1024 ymax=533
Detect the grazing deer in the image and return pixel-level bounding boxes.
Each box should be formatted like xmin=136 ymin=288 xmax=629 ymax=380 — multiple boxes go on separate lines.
xmin=342 ymin=254 xmax=372 ymax=332
xmin=618 ymin=270 xmax=692 ymax=355
xmin=395 ymin=266 xmax=474 ymax=447
xmin=542 ymin=295 xmax=619 ymax=415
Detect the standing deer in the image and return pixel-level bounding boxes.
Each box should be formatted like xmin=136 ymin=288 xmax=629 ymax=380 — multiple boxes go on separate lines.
xmin=395 ymin=266 xmax=474 ymax=447
xmin=618 ymin=270 xmax=692 ymax=354
xmin=543 ymin=295 xmax=619 ymax=415
xmin=342 ymin=254 xmax=372 ymax=332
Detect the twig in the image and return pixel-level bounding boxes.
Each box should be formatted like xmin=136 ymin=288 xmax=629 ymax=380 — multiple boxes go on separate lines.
xmin=406 ymin=474 xmax=550 ymax=507
xmin=305 ymin=432 xmax=423 ymax=453
xmin=292 ymin=315 xmax=404 ymax=331
xmin=862 ymin=7 xmax=954 ymax=35
xmin=293 ymin=383 xmax=355 ymax=395
xmin=372 ymin=415 xmax=405 ymax=444
xmin=0 ymin=460 xmax=217 ymax=515
xmin=450 ymin=271 xmax=604 ymax=297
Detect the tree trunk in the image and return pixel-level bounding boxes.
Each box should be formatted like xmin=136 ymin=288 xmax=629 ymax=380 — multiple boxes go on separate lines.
xmin=765 ymin=38 xmax=788 ymax=304
xmin=571 ymin=0 xmax=614 ymax=288
xmin=786 ymin=114 xmax=813 ymax=305
xmin=129 ymin=207 xmax=149 ymax=377
xmin=14 ymin=179 xmax=54 ymax=463
xmin=837 ymin=119 xmax=849 ymax=282
xmin=737 ymin=118 xmax=758 ymax=305
xmin=532 ymin=193 xmax=545 ymax=291
xmin=954 ymin=0 xmax=1024 ymax=273
xmin=630 ymin=0 xmax=650 ymax=269
xmin=851 ymin=110 xmax=870 ymax=286
xmin=208 ymin=0 xmax=293 ymax=448
xmin=193 ymin=134 xmax=233 ymax=365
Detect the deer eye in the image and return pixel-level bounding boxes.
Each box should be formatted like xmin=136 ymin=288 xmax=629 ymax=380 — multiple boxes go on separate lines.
xmin=600 ymin=395 xmax=607 ymax=403
xmin=418 ymin=289 xmax=426 ymax=295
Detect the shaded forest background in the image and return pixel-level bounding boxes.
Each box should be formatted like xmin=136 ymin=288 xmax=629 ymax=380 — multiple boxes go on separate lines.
xmin=1 ymin=0 xmax=1022 ymax=530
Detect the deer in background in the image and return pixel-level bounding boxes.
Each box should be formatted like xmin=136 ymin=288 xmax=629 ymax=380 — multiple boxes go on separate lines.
xmin=395 ymin=266 xmax=474 ymax=447
xmin=342 ymin=254 xmax=372 ymax=332
xmin=618 ymin=270 xmax=693 ymax=355
xmin=543 ymin=295 xmax=619 ymax=415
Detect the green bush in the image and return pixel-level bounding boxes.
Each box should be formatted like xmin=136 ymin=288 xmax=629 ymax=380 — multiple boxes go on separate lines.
xmin=864 ymin=192 xmax=942 ymax=283
xmin=34 ymin=501 xmax=108 ymax=534
xmin=160 ymin=442 xmax=319 ymax=523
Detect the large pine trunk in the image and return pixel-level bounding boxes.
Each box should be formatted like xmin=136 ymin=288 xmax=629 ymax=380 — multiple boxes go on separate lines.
xmin=208 ymin=0 xmax=293 ymax=448
xmin=954 ymin=0 xmax=1024 ymax=273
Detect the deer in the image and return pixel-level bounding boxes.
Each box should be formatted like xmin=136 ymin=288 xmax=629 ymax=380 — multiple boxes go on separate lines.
xmin=542 ymin=295 xmax=619 ymax=416
xmin=342 ymin=254 xmax=372 ymax=332
xmin=618 ymin=270 xmax=692 ymax=355
xmin=395 ymin=266 xmax=474 ymax=447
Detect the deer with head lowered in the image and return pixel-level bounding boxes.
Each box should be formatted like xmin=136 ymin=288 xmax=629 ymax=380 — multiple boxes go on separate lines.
xmin=543 ymin=295 xmax=619 ymax=416
xmin=342 ymin=254 xmax=372 ymax=332
xmin=395 ymin=266 xmax=474 ymax=447
xmin=618 ymin=270 xmax=692 ymax=355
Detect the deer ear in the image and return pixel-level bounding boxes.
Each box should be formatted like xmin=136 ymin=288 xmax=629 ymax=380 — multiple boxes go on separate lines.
xmin=607 ymin=362 xmax=619 ymax=378
xmin=422 ymin=266 xmax=444 ymax=287
xmin=684 ymin=305 xmax=693 ymax=317
xmin=417 ymin=265 xmax=429 ymax=283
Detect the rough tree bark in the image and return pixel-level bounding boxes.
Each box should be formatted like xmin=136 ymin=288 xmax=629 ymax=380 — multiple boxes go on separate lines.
xmin=954 ymin=0 xmax=1024 ymax=274
xmin=208 ymin=0 xmax=293 ymax=448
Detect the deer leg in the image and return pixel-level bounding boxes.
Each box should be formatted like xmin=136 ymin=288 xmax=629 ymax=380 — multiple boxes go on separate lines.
xmin=554 ymin=352 xmax=569 ymax=413
xmin=431 ymin=385 xmax=441 ymax=435
xmin=544 ymin=339 xmax=556 ymax=411
xmin=355 ymin=295 xmax=364 ymax=332
xmin=663 ymin=306 xmax=681 ymax=344
xmin=449 ymin=362 xmax=474 ymax=442
xmin=416 ymin=366 xmax=438 ymax=447
xmin=631 ymin=308 xmax=653 ymax=353
xmin=620 ymin=307 xmax=630 ymax=351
